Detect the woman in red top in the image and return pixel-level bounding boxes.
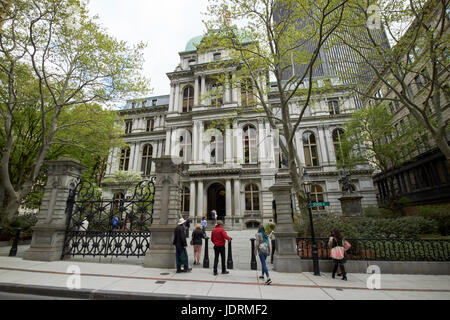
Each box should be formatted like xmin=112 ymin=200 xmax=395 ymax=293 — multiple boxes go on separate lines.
xmin=210 ymin=221 xmax=231 ymax=275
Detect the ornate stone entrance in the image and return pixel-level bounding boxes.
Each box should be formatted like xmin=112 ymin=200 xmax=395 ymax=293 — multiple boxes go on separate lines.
xmin=207 ymin=182 xmax=226 ymax=221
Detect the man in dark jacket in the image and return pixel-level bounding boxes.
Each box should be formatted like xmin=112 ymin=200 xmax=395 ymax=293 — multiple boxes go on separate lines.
xmin=210 ymin=221 xmax=231 ymax=275
xmin=173 ymin=218 xmax=191 ymax=273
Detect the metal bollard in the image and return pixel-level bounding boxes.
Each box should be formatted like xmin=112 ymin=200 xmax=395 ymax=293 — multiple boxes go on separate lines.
xmin=227 ymin=238 xmax=233 ymax=270
xmin=203 ymin=236 xmax=210 ymax=268
xmin=250 ymin=238 xmax=257 ymax=270
xmin=9 ymin=228 xmax=22 ymax=257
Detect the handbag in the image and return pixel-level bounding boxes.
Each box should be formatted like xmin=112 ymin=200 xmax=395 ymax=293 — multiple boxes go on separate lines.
xmin=330 ymin=238 xmax=345 ymax=260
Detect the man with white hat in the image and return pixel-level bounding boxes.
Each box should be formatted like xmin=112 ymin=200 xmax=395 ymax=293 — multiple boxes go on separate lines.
xmin=173 ymin=217 xmax=191 ymax=273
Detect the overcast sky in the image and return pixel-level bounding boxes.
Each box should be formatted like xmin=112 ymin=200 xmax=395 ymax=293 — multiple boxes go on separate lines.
xmin=87 ymin=0 xmax=210 ymax=98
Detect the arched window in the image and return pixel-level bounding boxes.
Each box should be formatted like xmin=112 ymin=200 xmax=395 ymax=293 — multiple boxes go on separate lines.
xmin=243 ymin=125 xmax=258 ymax=164
xmin=183 ymin=85 xmax=194 ymax=112
xmin=332 ymin=128 xmax=345 ymax=163
xmin=181 ymin=187 xmax=190 ymax=213
xmin=141 ymin=144 xmax=153 ymax=176
xmin=241 ymin=78 xmax=254 ymax=106
xmin=303 ymin=131 xmax=319 ymax=167
xmin=245 ymin=184 xmax=260 ymax=211
xmin=119 ymin=147 xmax=130 ymax=171
xmin=311 ymin=185 xmax=325 ymax=211
xmin=179 ymin=130 xmax=192 ymax=163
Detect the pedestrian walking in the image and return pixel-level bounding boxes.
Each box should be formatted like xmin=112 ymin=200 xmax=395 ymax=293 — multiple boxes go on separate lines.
xmin=173 ymin=218 xmax=192 ymax=273
xmin=328 ymin=229 xmax=350 ymax=281
xmin=201 ymin=216 xmax=207 ymax=236
xmin=254 ymin=226 xmax=272 ymax=285
xmin=191 ymin=224 xmax=204 ymax=265
xmin=185 ymin=216 xmax=192 ymax=238
xmin=112 ymin=215 xmax=119 ymax=232
xmin=269 ymin=230 xmax=276 ymax=264
xmin=80 ymin=217 xmax=89 ymax=231
xmin=211 ymin=210 xmax=217 ymax=225
xmin=210 ymin=220 xmax=231 ymax=276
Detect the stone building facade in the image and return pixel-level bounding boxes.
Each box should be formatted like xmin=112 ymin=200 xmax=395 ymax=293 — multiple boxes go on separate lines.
xmin=103 ymin=35 xmax=377 ymax=229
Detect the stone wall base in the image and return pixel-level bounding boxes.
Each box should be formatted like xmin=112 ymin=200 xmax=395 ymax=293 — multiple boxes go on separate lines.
xmin=273 ymin=254 xmax=303 ymax=273
xmin=299 ymin=259 xmax=450 ymax=275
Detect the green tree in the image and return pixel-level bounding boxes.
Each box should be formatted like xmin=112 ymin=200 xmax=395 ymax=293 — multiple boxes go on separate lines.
xmin=0 ymin=0 xmax=150 ymax=219
xmin=340 ymin=103 xmax=423 ymax=211
xmin=200 ymin=0 xmax=352 ymax=216
xmin=334 ymin=0 xmax=450 ymax=164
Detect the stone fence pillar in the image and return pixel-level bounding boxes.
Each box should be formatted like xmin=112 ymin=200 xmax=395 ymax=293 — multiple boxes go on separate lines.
xmin=144 ymin=156 xmax=182 ymax=268
xmin=23 ymin=158 xmax=86 ymax=261
xmin=270 ymin=181 xmax=302 ymax=272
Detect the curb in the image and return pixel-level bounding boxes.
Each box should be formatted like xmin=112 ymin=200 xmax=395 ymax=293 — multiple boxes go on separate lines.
xmin=0 ymin=283 xmax=245 ymax=300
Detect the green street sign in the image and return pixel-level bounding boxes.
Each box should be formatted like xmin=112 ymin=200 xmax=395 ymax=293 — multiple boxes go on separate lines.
xmin=310 ymin=202 xmax=330 ymax=207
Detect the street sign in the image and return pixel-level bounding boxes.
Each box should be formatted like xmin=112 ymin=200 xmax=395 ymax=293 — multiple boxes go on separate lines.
xmin=310 ymin=202 xmax=330 ymax=207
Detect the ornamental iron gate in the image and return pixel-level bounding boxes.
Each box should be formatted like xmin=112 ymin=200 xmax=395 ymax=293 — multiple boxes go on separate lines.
xmin=61 ymin=178 xmax=155 ymax=259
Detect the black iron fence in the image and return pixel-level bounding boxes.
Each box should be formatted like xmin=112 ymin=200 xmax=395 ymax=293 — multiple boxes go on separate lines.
xmin=61 ymin=178 xmax=155 ymax=259
xmin=296 ymin=237 xmax=450 ymax=262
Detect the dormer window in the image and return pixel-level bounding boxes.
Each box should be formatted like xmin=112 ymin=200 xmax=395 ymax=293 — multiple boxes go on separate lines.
xmin=188 ymin=59 xmax=196 ymax=65
xmin=213 ymin=52 xmax=221 ymax=62
xmin=131 ymin=101 xmax=136 ymax=109
xmin=152 ymin=99 xmax=157 ymax=106
xmin=142 ymin=100 xmax=147 ymax=108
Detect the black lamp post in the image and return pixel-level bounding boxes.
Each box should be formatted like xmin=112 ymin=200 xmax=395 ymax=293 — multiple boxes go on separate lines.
xmin=302 ymin=168 xmax=320 ymax=276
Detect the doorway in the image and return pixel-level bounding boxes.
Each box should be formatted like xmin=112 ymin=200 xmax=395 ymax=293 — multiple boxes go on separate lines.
xmin=207 ymin=183 xmax=226 ymax=221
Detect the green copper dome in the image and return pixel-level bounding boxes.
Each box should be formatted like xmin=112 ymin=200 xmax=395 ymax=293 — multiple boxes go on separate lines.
xmin=185 ymin=35 xmax=204 ymax=52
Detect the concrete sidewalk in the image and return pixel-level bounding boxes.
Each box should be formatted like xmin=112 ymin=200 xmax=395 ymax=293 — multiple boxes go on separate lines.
xmin=0 ymin=256 xmax=449 ymax=300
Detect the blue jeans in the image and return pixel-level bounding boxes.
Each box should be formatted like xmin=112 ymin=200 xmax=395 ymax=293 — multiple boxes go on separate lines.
xmin=259 ymin=252 xmax=269 ymax=278
xmin=175 ymin=245 xmax=189 ymax=270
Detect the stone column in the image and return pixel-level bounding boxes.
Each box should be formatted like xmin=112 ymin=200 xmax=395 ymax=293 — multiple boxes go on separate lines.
xmin=201 ymin=75 xmax=206 ymax=106
xmin=198 ymin=121 xmax=204 ymax=164
xmin=174 ymin=83 xmax=180 ymax=114
xmin=225 ymin=127 xmax=233 ymax=165
xmin=169 ymin=84 xmax=175 ymax=113
xmin=23 ymin=158 xmax=87 ymax=262
xmin=192 ymin=121 xmax=199 ymax=163
xmin=197 ymin=180 xmax=204 ymax=218
xmin=165 ymin=129 xmax=172 ymax=156
xmin=271 ymin=181 xmax=302 ymax=272
xmin=194 ymin=76 xmax=199 ymax=106
xmin=189 ymin=180 xmax=196 ymax=219
xmin=144 ymin=156 xmax=182 ymax=268
xmin=225 ymin=179 xmax=232 ymax=223
xmin=233 ymin=179 xmax=241 ymax=218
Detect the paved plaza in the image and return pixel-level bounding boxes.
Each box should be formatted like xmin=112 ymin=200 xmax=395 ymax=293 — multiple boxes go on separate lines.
xmin=0 ymin=229 xmax=449 ymax=300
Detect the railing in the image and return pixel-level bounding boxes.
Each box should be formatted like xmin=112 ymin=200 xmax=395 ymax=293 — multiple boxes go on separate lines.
xmin=296 ymin=238 xmax=450 ymax=262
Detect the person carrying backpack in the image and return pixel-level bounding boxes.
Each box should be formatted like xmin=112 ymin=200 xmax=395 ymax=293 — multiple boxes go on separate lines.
xmin=254 ymin=226 xmax=272 ymax=285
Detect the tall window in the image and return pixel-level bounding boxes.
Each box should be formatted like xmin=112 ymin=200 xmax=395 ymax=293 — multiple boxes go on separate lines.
xmin=125 ymin=120 xmax=133 ymax=134
xmin=243 ymin=125 xmax=258 ymax=164
xmin=241 ymin=78 xmax=254 ymax=106
xmin=179 ymin=130 xmax=192 ymax=163
xmin=181 ymin=187 xmax=190 ymax=213
xmin=113 ymin=193 xmax=125 ymax=211
xmin=141 ymin=144 xmax=153 ymax=176
xmin=303 ymin=131 xmax=319 ymax=166
xmin=332 ymin=129 xmax=345 ymax=163
xmin=210 ymin=81 xmax=223 ymax=107
xmin=208 ymin=131 xmax=223 ymax=164
xmin=310 ymin=185 xmax=325 ymax=211
xmin=119 ymin=147 xmax=131 ymax=171
xmin=146 ymin=118 xmax=154 ymax=132
xmin=328 ymin=99 xmax=340 ymax=115
xmin=245 ymin=184 xmax=260 ymax=211
xmin=183 ymin=85 xmax=194 ymax=112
